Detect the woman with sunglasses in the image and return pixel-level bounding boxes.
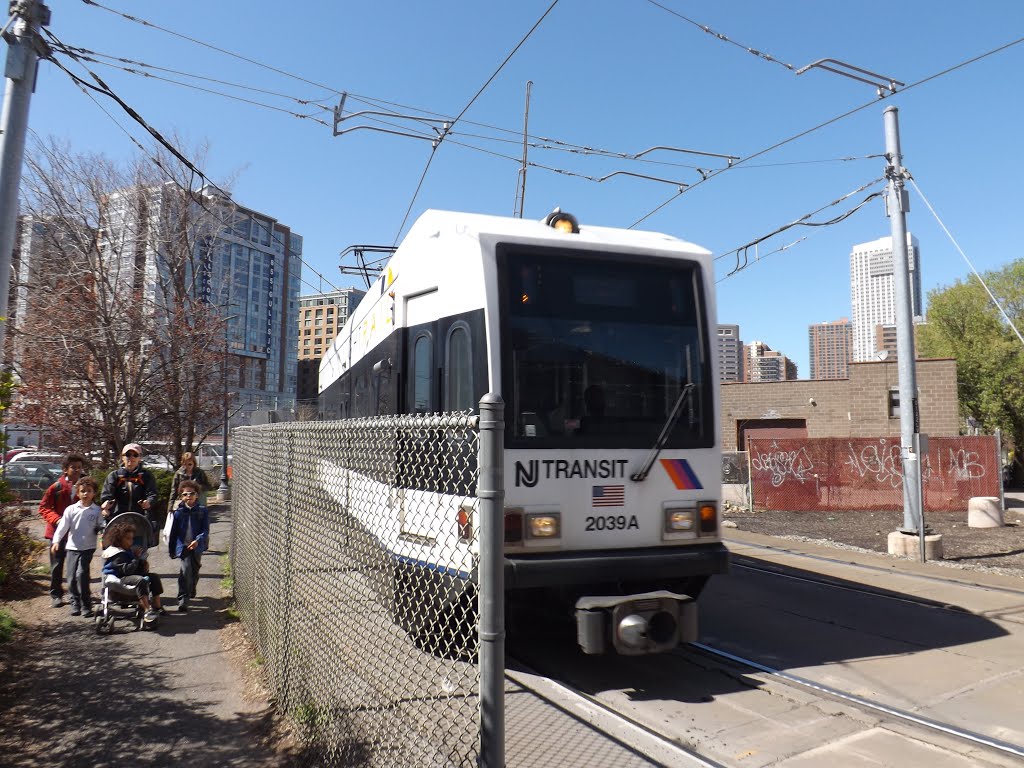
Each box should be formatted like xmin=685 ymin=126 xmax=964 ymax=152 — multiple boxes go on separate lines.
xmin=99 ymin=443 xmax=159 ymax=533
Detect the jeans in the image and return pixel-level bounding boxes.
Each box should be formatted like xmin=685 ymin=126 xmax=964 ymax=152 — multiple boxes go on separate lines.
xmin=65 ymin=549 xmax=95 ymax=609
xmin=48 ymin=539 xmax=67 ymax=598
xmin=177 ymin=550 xmax=202 ymax=602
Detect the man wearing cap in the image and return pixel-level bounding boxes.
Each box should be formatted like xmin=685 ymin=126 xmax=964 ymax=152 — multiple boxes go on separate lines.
xmin=100 ymin=443 xmax=159 ymax=532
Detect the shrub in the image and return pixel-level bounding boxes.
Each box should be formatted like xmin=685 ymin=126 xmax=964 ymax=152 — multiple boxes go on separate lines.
xmin=0 ymin=508 xmax=41 ymax=592
xmin=0 ymin=609 xmax=17 ymax=642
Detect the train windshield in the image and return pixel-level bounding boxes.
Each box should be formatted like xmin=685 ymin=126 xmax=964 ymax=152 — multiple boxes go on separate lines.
xmin=501 ymin=247 xmax=713 ymax=449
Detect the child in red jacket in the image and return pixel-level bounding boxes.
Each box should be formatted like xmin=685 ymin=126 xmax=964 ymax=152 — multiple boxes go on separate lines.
xmin=37 ymin=454 xmax=86 ymax=608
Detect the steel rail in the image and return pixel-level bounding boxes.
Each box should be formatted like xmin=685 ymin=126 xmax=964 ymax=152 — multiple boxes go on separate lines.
xmin=691 ymin=642 xmax=1024 ymax=760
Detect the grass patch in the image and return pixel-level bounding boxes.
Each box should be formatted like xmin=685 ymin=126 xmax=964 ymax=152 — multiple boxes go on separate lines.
xmin=0 ymin=609 xmax=19 ymax=642
xmin=220 ymin=552 xmax=233 ymax=593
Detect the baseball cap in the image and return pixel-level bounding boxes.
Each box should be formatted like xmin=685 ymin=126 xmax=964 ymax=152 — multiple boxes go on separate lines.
xmin=122 ymin=443 xmax=143 ymax=456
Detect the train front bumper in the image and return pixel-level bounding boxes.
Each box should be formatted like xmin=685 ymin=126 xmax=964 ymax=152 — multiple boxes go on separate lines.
xmin=503 ymin=541 xmax=729 ymax=590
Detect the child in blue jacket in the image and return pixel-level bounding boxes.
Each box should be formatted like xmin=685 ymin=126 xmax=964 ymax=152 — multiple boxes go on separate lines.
xmin=101 ymin=519 xmax=165 ymax=620
xmin=167 ymin=479 xmax=210 ymax=612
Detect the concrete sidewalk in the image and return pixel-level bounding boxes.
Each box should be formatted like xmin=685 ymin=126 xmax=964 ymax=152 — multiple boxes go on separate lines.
xmin=0 ymin=501 xmax=282 ymax=767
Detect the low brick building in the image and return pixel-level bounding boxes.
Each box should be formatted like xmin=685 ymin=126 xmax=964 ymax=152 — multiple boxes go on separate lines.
xmin=720 ymin=358 xmax=959 ymax=451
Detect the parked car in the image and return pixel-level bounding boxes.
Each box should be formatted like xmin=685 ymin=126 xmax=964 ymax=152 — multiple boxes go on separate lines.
xmin=141 ymin=455 xmax=172 ymax=471
xmin=3 ymin=461 xmax=63 ymax=502
xmin=7 ymin=452 xmax=64 ymax=464
xmin=195 ymin=444 xmax=233 ymax=479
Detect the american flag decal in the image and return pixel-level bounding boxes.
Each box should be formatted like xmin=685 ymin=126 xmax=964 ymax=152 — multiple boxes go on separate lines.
xmin=592 ymin=485 xmax=625 ymax=507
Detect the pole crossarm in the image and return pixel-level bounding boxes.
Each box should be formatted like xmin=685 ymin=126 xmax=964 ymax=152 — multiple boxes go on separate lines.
xmin=796 ymin=57 xmax=904 ymax=95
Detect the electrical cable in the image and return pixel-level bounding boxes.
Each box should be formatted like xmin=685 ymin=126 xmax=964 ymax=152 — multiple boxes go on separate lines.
xmin=80 ymin=0 xmax=343 ymax=96
xmin=58 ymin=43 xmax=335 ymax=113
xmin=907 ymin=175 xmax=1024 ymax=346
xmin=716 ymin=177 xmax=885 ymax=277
xmin=644 ymin=0 xmax=796 ymax=71
xmin=44 ymin=32 xmax=346 ymax=297
xmin=392 ymin=0 xmax=560 ymax=241
xmin=630 ymin=33 xmax=1024 ymax=229
xmin=52 ymin=46 xmax=330 ymax=125
xmin=79 ymin=1 xmax=745 ymax=179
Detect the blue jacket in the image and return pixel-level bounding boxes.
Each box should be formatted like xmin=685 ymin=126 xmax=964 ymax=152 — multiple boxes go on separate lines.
xmin=102 ymin=546 xmax=142 ymax=578
xmin=167 ymin=504 xmax=210 ymax=559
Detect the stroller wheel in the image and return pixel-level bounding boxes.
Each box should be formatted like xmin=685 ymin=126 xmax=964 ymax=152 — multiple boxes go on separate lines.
xmin=95 ymin=615 xmax=114 ymax=635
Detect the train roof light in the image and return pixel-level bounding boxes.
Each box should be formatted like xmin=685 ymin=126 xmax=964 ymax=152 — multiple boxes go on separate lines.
xmin=544 ymin=208 xmax=579 ymax=234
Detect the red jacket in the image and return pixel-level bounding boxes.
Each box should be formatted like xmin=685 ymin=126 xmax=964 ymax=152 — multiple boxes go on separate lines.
xmin=38 ymin=475 xmax=75 ymax=540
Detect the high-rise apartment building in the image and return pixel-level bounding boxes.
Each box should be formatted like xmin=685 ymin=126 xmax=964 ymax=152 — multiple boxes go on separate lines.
xmin=101 ymin=184 xmax=302 ymax=425
xmin=716 ymin=324 xmax=744 ymax=382
xmin=850 ymin=234 xmax=921 ymax=362
xmin=296 ymin=287 xmax=366 ymax=403
xmin=744 ymin=340 xmax=797 ymax=382
xmin=808 ymin=318 xmax=852 ymax=380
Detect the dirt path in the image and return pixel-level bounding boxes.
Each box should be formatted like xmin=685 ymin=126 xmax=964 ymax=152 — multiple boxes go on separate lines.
xmin=0 ymin=502 xmax=293 ymax=767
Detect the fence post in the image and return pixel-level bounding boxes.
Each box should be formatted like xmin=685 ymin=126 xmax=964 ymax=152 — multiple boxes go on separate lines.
xmin=477 ymin=393 xmax=505 ymax=768
xmin=995 ymin=429 xmax=1005 ymax=512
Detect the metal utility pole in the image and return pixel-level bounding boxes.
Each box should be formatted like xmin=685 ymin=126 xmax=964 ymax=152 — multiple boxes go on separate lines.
xmin=513 ymin=80 xmax=532 ymax=218
xmin=0 ymin=0 xmax=50 ymax=359
xmin=883 ymin=105 xmax=925 ymax=549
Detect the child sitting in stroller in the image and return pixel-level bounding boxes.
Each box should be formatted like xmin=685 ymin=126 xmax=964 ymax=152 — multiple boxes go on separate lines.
xmin=98 ymin=515 xmax=166 ymax=632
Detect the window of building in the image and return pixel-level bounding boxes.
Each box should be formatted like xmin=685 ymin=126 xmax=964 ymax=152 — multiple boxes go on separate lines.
xmin=303 ymin=319 xmax=311 ymax=327
xmin=315 ymin=308 xmax=323 ymax=317
xmin=888 ymin=388 xmax=900 ymax=419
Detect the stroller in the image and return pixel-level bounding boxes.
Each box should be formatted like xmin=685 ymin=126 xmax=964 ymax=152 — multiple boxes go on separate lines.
xmin=95 ymin=512 xmax=160 ymax=634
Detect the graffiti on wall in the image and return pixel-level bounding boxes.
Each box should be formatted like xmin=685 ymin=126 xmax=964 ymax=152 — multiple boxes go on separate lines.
xmin=750 ymin=443 xmax=817 ymax=489
xmin=746 ymin=435 xmax=999 ymax=512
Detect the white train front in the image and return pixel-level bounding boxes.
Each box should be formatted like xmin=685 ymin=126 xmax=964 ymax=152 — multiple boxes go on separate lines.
xmin=319 ymin=209 xmax=728 ymax=655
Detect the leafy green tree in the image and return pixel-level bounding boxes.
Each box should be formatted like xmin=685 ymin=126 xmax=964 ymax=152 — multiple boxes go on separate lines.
xmin=917 ymin=261 xmax=1024 ymax=450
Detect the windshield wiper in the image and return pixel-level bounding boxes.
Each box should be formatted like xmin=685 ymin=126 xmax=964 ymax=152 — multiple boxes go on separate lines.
xmin=630 ymin=383 xmax=695 ymax=482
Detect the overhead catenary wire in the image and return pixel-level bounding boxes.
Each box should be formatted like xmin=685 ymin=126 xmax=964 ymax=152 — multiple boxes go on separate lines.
xmin=43 ymin=30 xmax=346 ymax=296
xmin=75 ymin=1 xmax=749 ymax=182
xmin=907 ymin=175 xmax=1024 ymax=347
xmin=630 ymin=33 xmax=1024 ymax=229
xmin=644 ymin=0 xmax=796 ymax=71
xmin=80 ymin=0 xmax=343 ymax=96
xmin=716 ymin=176 xmax=886 ymax=277
xmin=392 ymin=0 xmax=560 ymax=242
xmin=50 ymin=46 xmax=331 ymax=125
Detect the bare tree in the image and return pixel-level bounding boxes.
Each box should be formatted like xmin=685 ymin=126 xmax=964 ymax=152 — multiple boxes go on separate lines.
xmin=10 ymin=137 xmax=232 ymax=463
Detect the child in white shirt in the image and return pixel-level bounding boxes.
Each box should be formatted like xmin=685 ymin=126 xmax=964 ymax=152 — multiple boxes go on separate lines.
xmin=51 ymin=477 xmax=102 ymax=617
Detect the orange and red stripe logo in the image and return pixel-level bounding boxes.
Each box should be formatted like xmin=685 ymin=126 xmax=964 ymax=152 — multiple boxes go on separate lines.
xmin=660 ymin=458 xmax=703 ymax=490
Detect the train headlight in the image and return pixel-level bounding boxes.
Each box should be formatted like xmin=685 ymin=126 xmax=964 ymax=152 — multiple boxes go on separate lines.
xmin=665 ymin=508 xmax=694 ymax=532
xmin=526 ymin=513 xmax=560 ymax=539
xmin=544 ymin=208 xmax=579 ymax=234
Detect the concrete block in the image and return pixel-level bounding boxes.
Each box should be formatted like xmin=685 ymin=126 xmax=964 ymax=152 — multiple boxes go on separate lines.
xmin=968 ymin=496 xmax=1003 ymax=528
xmin=887 ymin=530 xmax=944 ymax=560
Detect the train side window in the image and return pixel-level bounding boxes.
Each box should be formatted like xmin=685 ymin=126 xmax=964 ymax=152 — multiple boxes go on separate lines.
xmin=411 ymin=332 xmax=433 ymax=414
xmin=445 ymin=323 xmax=473 ymax=411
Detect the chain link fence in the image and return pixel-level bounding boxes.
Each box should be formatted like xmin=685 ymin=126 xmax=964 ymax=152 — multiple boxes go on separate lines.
xmin=749 ymin=436 xmax=1000 ymax=512
xmin=231 ymin=411 xmax=500 ymax=767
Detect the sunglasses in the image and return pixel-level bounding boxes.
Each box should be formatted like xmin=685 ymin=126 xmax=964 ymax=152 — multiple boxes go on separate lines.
xmin=124 ymin=452 xmax=140 ymax=458
xmin=181 ymin=492 xmax=197 ymax=497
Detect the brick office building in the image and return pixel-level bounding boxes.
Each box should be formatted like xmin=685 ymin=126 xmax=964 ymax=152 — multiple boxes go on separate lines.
xmin=720 ymin=358 xmax=959 ymax=451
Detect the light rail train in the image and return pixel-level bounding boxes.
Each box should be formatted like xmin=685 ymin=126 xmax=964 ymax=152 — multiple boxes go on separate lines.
xmin=319 ymin=208 xmax=727 ymax=655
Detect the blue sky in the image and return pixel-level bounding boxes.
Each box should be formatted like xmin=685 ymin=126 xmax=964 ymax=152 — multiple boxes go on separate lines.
xmin=26 ymin=1 xmax=1024 ymax=376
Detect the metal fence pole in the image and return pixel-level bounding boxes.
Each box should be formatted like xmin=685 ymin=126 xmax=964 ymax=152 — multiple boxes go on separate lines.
xmin=995 ymin=429 xmax=1005 ymax=512
xmin=477 ymin=393 xmax=505 ymax=768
